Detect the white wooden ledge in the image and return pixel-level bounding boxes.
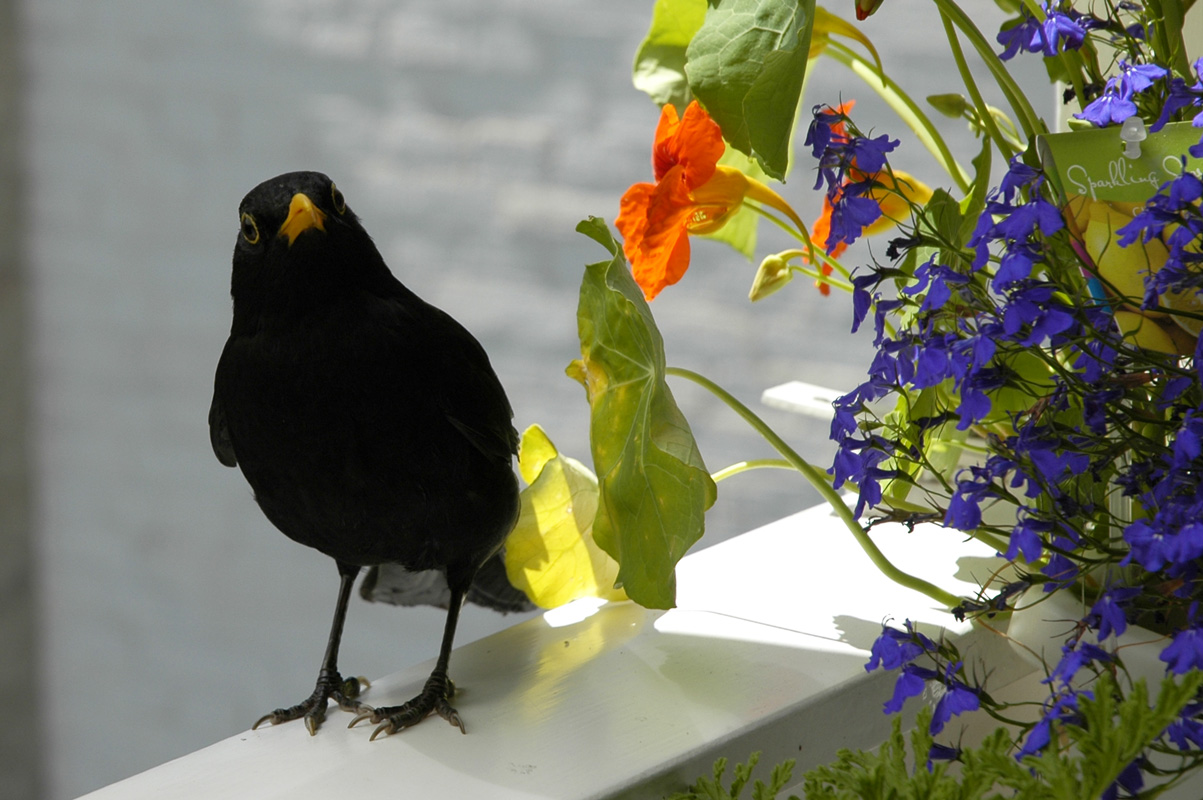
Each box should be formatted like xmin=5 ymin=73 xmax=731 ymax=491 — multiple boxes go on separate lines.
xmin=81 ymin=501 xmax=1028 ymax=800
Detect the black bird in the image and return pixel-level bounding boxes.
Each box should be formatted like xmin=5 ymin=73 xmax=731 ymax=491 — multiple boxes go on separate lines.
xmin=210 ymin=171 xmax=524 ymax=738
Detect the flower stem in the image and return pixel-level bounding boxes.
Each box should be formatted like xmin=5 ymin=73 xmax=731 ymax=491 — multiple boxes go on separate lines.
xmin=666 ymin=366 xmax=963 ymax=609
xmin=938 ymin=8 xmax=1019 ymax=161
xmin=749 ymin=202 xmax=813 ymax=248
xmin=791 ymin=264 xmax=854 ymax=295
xmin=825 ymin=42 xmax=971 ymax=194
xmin=712 ymin=458 xmax=797 ymax=483
xmin=775 ymin=248 xmax=856 ymax=295
xmin=932 ymin=0 xmax=1044 ymax=142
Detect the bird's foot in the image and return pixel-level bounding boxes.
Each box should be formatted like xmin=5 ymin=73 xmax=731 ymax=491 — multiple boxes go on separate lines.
xmin=253 ymin=671 xmax=371 ymax=736
xmin=349 ymin=675 xmax=463 ymax=739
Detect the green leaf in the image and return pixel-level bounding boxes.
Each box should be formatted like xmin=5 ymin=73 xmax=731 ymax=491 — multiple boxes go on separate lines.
xmin=921 ymin=187 xmax=964 ymax=246
xmin=798 ymin=671 xmax=1203 ymax=799
xmin=569 ymin=218 xmax=717 ymax=609
xmin=957 ymin=135 xmax=992 ymax=244
xmin=684 ymin=0 xmax=816 ymax=181
xmin=632 ymin=0 xmax=708 ymax=109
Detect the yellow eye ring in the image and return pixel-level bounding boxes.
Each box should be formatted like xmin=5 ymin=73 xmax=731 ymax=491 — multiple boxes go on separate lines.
xmin=331 ymin=184 xmax=346 ymax=215
xmin=240 ymin=213 xmax=260 ymax=244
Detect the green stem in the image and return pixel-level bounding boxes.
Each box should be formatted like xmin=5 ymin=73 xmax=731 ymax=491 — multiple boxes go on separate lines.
xmin=776 ymin=248 xmax=856 ymax=295
xmin=750 ymin=203 xmax=813 ymax=248
xmin=1146 ymin=0 xmax=1194 ymax=80
xmin=666 ymin=366 xmax=963 ymax=609
xmin=790 ymin=264 xmax=855 ymax=295
xmin=825 ymin=42 xmax=971 ymax=194
xmin=712 ymin=458 xmax=797 ymax=483
xmin=939 ymin=8 xmax=1018 ymax=161
xmin=932 ymin=0 xmax=1044 ymax=142
xmin=1057 ymin=48 xmax=1090 ymax=117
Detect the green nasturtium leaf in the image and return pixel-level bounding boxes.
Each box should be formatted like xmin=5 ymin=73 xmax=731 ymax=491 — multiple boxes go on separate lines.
xmin=684 ymin=0 xmax=817 ymax=181
xmin=632 ymin=0 xmax=708 ymax=109
xmin=567 ymin=217 xmax=717 ymax=609
xmin=504 ymin=424 xmax=626 ymax=609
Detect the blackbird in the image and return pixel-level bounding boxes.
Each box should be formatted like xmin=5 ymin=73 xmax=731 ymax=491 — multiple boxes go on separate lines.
xmin=209 ymin=171 xmax=523 ymax=738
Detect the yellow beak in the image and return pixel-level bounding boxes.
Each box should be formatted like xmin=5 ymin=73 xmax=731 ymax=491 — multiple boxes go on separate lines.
xmin=278 ymin=193 xmax=326 ymax=246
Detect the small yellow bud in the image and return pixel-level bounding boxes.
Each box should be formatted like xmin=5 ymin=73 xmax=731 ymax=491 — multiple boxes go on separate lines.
xmin=749 ymin=254 xmax=793 ymax=302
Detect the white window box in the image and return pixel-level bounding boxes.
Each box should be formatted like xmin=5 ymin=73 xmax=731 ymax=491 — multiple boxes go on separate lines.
xmin=81 ymin=500 xmax=1024 ymax=799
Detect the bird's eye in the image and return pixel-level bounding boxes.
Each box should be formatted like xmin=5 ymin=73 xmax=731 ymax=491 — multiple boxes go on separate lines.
xmin=240 ymin=213 xmax=260 ymax=245
xmin=331 ymin=184 xmax=346 ymax=215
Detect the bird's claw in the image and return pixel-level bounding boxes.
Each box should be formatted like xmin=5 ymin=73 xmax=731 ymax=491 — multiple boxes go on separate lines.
xmin=347 ymin=707 xmax=377 ymax=729
xmin=252 ymin=671 xmax=371 ymax=735
xmin=354 ymin=676 xmax=464 ymax=739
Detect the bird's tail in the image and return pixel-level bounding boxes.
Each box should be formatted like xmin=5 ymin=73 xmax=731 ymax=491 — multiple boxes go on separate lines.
xmin=359 ymin=551 xmax=535 ymax=614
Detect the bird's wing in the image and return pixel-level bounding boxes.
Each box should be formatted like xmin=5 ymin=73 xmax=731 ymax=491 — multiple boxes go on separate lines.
xmin=208 ymin=389 xmax=238 ymax=468
xmin=446 ymin=413 xmax=519 ymax=466
xmin=391 ymin=294 xmax=519 ymax=465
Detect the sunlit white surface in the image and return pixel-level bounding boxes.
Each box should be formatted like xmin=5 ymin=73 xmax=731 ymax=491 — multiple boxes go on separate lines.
xmin=542 ymin=596 xmax=608 ymax=628
xmin=80 ymin=502 xmax=1034 ymax=800
xmin=761 ymin=380 xmax=845 ymax=421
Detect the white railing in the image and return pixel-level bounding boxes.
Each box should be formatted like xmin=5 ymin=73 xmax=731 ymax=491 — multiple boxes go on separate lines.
xmin=80 ymin=495 xmax=1022 ymax=799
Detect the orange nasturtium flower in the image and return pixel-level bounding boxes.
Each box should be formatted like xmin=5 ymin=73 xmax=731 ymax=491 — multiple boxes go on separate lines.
xmin=806 ymin=101 xmax=933 ymax=295
xmin=616 ymin=100 xmax=805 ymax=301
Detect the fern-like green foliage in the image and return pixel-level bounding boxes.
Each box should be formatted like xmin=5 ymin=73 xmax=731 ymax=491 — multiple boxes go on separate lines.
xmin=666 ymin=752 xmax=798 ymax=800
xmin=672 ymin=672 xmax=1203 ymax=800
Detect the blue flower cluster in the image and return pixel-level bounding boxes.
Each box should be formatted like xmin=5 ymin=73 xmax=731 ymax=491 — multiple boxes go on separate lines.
xmin=865 ymin=620 xmax=980 ymax=765
xmin=1076 ymin=60 xmax=1167 ymax=127
xmin=1152 ymin=56 xmax=1203 ymax=132
xmin=996 ymin=2 xmax=1203 ymax=134
xmin=1117 ymin=154 xmax=1203 ymax=311
xmin=1073 ymin=55 xmax=1203 ymax=131
xmin=804 ymin=104 xmax=899 ymax=252
xmin=996 ymin=1 xmax=1090 ymax=60
xmin=822 ymin=97 xmax=1203 ymax=778
xmin=831 ymin=156 xmax=1110 ymax=529
xmin=813 ymin=1 xmax=1203 ymax=790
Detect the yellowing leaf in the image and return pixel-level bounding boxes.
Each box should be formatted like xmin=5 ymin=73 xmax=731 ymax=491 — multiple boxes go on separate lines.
xmin=504 ymin=424 xmax=627 ymax=609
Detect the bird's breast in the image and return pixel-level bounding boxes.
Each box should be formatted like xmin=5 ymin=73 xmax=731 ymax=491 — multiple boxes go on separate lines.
xmin=214 ymin=324 xmax=517 ymax=569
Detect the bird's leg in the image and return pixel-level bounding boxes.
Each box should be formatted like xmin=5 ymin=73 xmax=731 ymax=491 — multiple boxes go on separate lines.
xmin=351 ymin=585 xmax=469 ymax=739
xmin=253 ymin=561 xmax=371 ymax=735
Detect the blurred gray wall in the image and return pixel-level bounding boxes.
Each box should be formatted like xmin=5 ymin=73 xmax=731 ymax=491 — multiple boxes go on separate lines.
xmin=6 ymin=1 xmax=1051 ymax=797
xmin=1 ymin=1 xmax=39 ymax=798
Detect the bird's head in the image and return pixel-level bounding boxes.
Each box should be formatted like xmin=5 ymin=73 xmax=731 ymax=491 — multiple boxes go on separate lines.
xmin=231 ymin=171 xmax=392 ymax=318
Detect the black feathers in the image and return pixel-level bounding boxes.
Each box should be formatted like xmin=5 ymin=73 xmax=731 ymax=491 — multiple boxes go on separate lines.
xmin=211 ymin=171 xmax=527 ymax=738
